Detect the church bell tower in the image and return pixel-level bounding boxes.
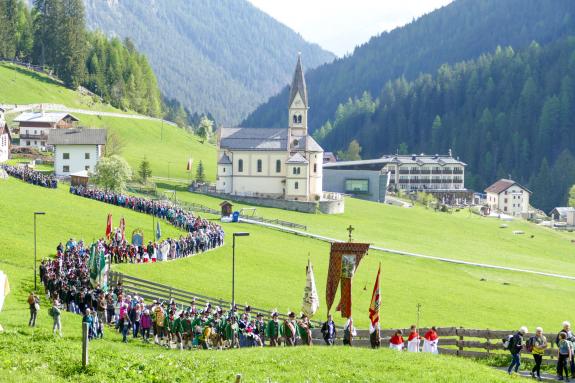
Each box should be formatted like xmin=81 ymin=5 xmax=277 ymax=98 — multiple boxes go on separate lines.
xmin=288 ymin=53 xmax=308 ymax=138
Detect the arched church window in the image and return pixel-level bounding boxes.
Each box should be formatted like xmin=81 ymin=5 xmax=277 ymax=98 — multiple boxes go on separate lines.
xmin=293 ymin=115 xmax=298 ymax=124
xmin=297 ymin=115 xmax=302 ymax=124
xmin=295 ymin=181 xmax=299 ymax=190
xmin=238 ymin=159 xmax=244 ymax=172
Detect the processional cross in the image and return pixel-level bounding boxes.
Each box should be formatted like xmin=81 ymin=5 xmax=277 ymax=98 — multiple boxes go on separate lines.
xmin=347 ymin=225 xmax=355 ymax=242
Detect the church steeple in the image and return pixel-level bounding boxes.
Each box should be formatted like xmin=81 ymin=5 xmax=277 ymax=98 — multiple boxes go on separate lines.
xmin=288 ymin=53 xmax=308 ymax=137
xmin=289 ymin=53 xmax=308 ymax=108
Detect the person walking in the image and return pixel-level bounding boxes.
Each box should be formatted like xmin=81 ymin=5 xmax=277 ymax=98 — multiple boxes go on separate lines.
xmin=507 ymin=326 xmax=527 ymax=375
xmin=422 ymin=326 xmax=439 ymax=354
xmin=343 ymin=317 xmax=356 ymax=347
xmin=529 ymin=327 xmax=547 ymax=381
xmin=557 ymin=322 xmax=575 ymax=380
xmin=321 ymin=314 xmax=337 ymax=346
xmin=82 ymin=308 xmax=94 ymax=340
xmin=50 ymin=300 xmax=62 ymax=336
xmin=140 ymin=309 xmax=152 ymax=342
xmin=265 ymin=312 xmax=282 ymax=347
xmin=119 ymin=312 xmax=131 ymax=343
xmin=389 ymin=330 xmax=405 ymax=351
xmin=283 ymin=312 xmax=297 ymax=347
xmin=558 ymin=332 xmax=573 ymax=381
xmin=407 ymin=325 xmax=420 ymax=353
xmin=27 ymin=292 xmax=39 ymax=327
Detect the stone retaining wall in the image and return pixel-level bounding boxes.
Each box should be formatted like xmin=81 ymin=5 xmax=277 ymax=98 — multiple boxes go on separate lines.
xmin=199 ymin=190 xmax=344 ymax=214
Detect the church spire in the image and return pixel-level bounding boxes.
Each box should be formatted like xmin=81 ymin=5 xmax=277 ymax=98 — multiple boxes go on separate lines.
xmin=289 ymin=53 xmax=308 ymax=108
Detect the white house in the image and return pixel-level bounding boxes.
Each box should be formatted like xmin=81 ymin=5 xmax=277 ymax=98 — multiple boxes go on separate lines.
xmin=549 ymin=207 xmax=575 ymax=225
xmin=0 ymin=107 xmax=11 ymax=163
xmin=216 ymin=55 xmax=324 ymax=201
xmin=47 ymin=128 xmax=107 ymax=177
xmin=485 ymin=178 xmax=531 ymax=216
xmin=15 ymin=112 xmax=78 ymax=150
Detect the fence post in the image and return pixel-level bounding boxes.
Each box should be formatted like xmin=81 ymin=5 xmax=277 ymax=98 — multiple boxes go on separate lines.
xmin=458 ymin=327 xmax=464 ymax=356
xmin=82 ymin=322 xmax=89 ymax=367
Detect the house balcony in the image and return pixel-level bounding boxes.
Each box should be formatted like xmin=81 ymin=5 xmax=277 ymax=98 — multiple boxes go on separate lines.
xmin=420 ymin=170 xmax=431 ymax=174
xmin=399 ymin=170 xmax=410 ymax=174
xmin=431 ymin=170 xmax=442 ymax=174
xmin=442 ymin=169 xmax=453 ymax=174
xmin=453 ymin=169 xmax=463 ymax=174
xmin=20 ymin=133 xmax=48 ymax=140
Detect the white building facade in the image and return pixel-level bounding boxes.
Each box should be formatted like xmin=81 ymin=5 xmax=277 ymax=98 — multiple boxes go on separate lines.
xmin=216 ymin=55 xmax=324 ymax=201
xmin=485 ymin=179 xmax=531 ymax=216
xmin=0 ymin=108 xmax=10 ymax=163
xmin=15 ymin=112 xmax=78 ymax=150
xmin=47 ymin=128 xmax=106 ymax=177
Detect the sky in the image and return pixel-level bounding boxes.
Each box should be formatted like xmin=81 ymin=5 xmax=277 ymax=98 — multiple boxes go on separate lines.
xmin=248 ymin=0 xmax=454 ymax=57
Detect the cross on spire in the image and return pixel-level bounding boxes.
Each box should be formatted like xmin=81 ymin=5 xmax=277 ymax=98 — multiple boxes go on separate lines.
xmin=347 ymin=225 xmax=355 ymax=242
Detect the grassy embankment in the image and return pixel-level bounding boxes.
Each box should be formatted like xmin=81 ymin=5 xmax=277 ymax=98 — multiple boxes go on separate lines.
xmin=0 ymin=178 xmax=516 ymax=382
xmin=0 ymin=62 xmax=217 ymax=180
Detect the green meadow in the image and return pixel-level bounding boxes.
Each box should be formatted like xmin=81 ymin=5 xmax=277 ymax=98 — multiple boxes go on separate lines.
xmin=1 ymin=178 xmax=574 ymax=332
xmin=0 ymin=178 xmax=519 ymax=382
xmin=157 ymin=184 xmax=575 ymax=277
xmin=75 ymin=114 xmax=216 ymax=181
xmin=0 ymin=63 xmax=117 ymax=112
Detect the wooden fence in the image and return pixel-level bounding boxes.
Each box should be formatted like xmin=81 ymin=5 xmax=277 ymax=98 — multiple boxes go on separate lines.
xmin=109 ymin=271 xmax=561 ymax=364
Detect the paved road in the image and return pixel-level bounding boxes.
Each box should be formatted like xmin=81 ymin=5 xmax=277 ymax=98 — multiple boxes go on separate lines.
xmin=1 ymin=103 xmax=177 ymax=126
xmin=496 ymin=367 xmax=557 ymax=380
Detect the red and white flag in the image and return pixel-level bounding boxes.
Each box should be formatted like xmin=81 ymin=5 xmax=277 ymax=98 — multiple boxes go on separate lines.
xmin=368 ymin=264 xmax=381 ymax=333
xmin=105 ymin=213 xmax=113 ymax=240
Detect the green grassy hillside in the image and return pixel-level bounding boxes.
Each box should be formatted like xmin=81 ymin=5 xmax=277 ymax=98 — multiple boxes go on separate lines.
xmin=0 ymin=63 xmax=217 ymax=180
xmin=157 ymin=185 xmax=575 ymax=276
xmin=0 ymin=63 xmax=116 ymax=112
xmin=77 ymin=114 xmax=216 ymax=180
xmin=1 ymin=179 xmax=574 ymax=331
xmin=0 ymin=178 xmax=517 ymax=382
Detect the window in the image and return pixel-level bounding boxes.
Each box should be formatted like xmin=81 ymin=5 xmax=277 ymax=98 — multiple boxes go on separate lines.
xmin=276 ymin=159 xmax=281 ymax=173
xmin=238 ymin=159 xmax=243 ymax=172
xmin=63 ymin=153 xmax=70 ymax=160
xmin=293 ymin=167 xmax=302 ymax=175
xmin=26 ymin=141 xmax=30 ymax=146
xmin=504 ymin=206 xmax=507 ymax=212
xmin=223 ymin=167 xmax=226 ymax=173
xmin=345 ymin=179 xmax=369 ymax=194
xmin=293 ymin=115 xmax=298 ymax=124
xmin=85 ymin=166 xmax=90 ymax=171
xmin=257 ymin=159 xmax=262 ymax=173
xmin=63 ymin=165 xmax=69 ymax=173
xmin=297 ymin=115 xmax=302 ymax=124
xmin=313 ymin=163 xmax=317 ymax=173
xmin=504 ymin=198 xmax=508 ymax=203
xmin=295 ymin=181 xmax=299 ymax=190
xmin=85 ymin=153 xmax=90 ymax=160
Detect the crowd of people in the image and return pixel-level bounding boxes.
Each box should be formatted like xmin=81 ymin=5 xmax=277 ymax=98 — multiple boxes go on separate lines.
xmin=503 ymin=323 xmax=575 ymax=381
xmin=2 ymin=164 xmax=58 ymax=188
xmin=70 ymin=186 xmax=222 ymax=235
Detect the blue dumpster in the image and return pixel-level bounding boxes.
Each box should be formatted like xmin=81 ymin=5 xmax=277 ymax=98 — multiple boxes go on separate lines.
xmin=232 ymin=211 xmax=240 ymax=223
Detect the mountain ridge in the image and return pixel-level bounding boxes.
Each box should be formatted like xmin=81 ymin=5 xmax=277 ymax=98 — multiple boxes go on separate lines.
xmin=243 ymin=0 xmax=575 ymax=131
xmin=83 ymin=0 xmax=335 ymax=125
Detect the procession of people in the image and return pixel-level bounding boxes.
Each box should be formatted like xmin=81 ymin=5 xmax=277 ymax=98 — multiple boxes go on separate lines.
xmin=2 ymin=164 xmax=58 ymax=188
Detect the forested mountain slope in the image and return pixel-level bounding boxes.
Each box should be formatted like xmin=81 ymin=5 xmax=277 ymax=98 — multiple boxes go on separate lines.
xmin=243 ymin=0 xmax=575 ymax=132
xmin=84 ymin=0 xmax=335 ymax=125
xmin=317 ymin=38 xmax=575 ymax=212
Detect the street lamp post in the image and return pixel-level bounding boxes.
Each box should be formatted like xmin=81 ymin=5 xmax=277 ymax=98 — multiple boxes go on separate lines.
xmin=232 ymin=232 xmax=250 ymax=308
xmin=34 ymin=212 xmax=46 ymax=291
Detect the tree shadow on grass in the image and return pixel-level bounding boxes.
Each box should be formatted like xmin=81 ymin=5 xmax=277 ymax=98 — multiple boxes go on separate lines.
xmin=4 ymin=64 xmax=65 ymax=88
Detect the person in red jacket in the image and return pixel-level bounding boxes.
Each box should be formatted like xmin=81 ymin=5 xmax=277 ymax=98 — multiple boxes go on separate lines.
xmin=389 ymin=329 xmax=405 ymax=351
xmin=407 ymin=325 xmax=420 ymax=352
xmin=423 ymin=326 xmax=439 ymax=354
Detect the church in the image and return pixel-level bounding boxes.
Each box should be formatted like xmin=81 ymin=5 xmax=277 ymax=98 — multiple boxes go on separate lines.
xmin=216 ymin=55 xmax=324 ymax=201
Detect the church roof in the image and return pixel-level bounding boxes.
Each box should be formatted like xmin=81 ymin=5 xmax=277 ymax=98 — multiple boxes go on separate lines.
xmin=286 ymin=152 xmax=308 ymax=164
xmin=220 ymin=128 xmax=288 ymax=151
xmin=217 ymin=153 xmax=232 ymax=164
xmin=305 ymin=135 xmax=323 ymax=152
xmin=289 ymin=54 xmax=308 ymax=108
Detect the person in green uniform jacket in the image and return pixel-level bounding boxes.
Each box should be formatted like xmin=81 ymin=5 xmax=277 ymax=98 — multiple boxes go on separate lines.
xmin=182 ymin=312 xmax=193 ymax=349
xmin=225 ymin=316 xmax=240 ymax=348
xmin=163 ymin=311 xmax=175 ymax=348
xmin=266 ymin=312 xmax=282 ymax=347
xmin=297 ymin=314 xmax=314 ymax=346
xmin=282 ymin=312 xmax=297 ymax=347
xmin=172 ymin=312 xmax=184 ymax=350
